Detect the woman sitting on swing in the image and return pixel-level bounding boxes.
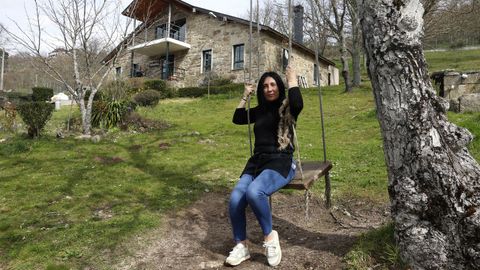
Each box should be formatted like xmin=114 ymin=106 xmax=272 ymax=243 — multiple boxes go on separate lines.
xmin=225 ymin=63 xmax=303 ymax=267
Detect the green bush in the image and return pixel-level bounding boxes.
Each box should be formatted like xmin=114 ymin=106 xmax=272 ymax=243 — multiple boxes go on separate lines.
xmin=200 ymin=72 xmax=234 ymax=86
xmin=17 ymin=102 xmax=54 ymax=138
xmin=102 ymin=80 xmax=130 ymax=101
xmin=133 ymin=90 xmax=161 ymax=107
xmin=32 ymin=87 xmax=54 ymax=101
xmin=144 ymin=80 xmax=166 ymax=91
xmin=91 ymin=100 xmax=134 ymax=129
xmin=177 ymin=87 xmax=204 ymax=98
xmin=84 ymin=89 xmax=104 ymax=102
xmin=177 ymin=83 xmax=244 ymax=98
xmin=6 ymin=92 xmax=32 ymax=105
xmin=143 ymin=80 xmax=175 ymax=99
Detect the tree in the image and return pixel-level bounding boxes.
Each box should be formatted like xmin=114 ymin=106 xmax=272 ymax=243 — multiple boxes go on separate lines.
xmin=2 ymin=0 xmax=137 ymax=135
xmin=346 ymin=0 xmax=362 ymax=87
xmin=422 ymin=0 xmax=480 ymax=49
xmin=314 ymin=0 xmax=352 ymax=92
xmin=359 ymin=0 xmax=480 ymax=268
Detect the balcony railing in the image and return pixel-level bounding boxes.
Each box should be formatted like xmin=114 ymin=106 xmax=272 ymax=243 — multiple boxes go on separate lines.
xmin=155 ymin=23 xmax=186 ymax=42
xmin=130 ymin=22 xmax=190 ymax=57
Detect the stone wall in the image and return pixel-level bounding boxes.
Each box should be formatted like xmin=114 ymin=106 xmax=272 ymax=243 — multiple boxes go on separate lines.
xmin=443 ymin=71 xmax=480 ymax=99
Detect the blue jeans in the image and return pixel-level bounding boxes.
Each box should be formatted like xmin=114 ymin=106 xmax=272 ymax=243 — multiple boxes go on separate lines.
xmin=228 ymin=163 xmax=296 ymax=242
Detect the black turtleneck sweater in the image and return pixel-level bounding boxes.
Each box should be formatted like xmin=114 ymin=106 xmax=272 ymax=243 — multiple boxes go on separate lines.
xmin=233 ymin=87 xmax=303 ymax=178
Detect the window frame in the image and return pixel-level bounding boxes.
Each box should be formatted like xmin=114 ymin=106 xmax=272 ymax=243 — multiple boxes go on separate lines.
xmin=201 ymin=49 xmax=213 ymax=74
xmin=232 ymin=44 xmax=244 ymax=70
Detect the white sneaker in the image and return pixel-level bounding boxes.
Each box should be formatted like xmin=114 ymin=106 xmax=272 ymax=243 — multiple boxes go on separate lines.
xmin=225 ymin=243 xmax=250 ymax=266
xmin=263 ymin=230 xmax=282 ymax=266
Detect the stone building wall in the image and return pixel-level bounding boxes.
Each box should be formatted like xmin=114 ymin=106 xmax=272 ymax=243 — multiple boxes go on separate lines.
xmin=110 ymin=4 xmax=338 ymax=88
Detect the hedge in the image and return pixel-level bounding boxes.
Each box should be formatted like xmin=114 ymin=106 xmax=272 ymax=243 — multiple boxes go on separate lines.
xmin=133 ymin=90 xmax=161 ymax=107
xmin=17 ymin=102 xmax=54 ymax=138
xmin=177 ymin=83 xmax=244 ymax=98
xmin=32 ymin=87 xmax=54 ymax=102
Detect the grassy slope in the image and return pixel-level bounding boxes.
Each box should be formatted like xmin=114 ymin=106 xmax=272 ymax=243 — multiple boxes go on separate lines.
xmin=425 ymin=49 xmax=480 ymax=72
xmin=0 ymin=48 xmax=479 ymax=269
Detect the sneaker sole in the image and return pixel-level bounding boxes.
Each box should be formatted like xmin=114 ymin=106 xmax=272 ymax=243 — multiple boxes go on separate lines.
xmin=225 ymin=254 xmax=251 ymax=266
xmin=268 ymin=248 xmax=282 ymax=267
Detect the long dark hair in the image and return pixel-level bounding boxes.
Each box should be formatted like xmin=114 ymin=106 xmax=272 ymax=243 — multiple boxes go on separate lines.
xmin=256 ymin=71 xmax=286 ymax=107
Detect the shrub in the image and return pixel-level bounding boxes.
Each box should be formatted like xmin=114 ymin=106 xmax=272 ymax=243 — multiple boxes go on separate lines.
xmin=6 ymin=92 xmax=32 ymax=105
xmin=127 ymin=77 xmax=145 ymax=91
xmin=1 ymin=102 xmax=17 ymax=132
xmin=91 ymin=100 xmax=134 ymax=129
xmin=177 ymin=87 xmax=204 ymax=98
xmin=84 ymin=89 xmax=104 ymax=102
xmin=133 ymin=90 xmax=161 ymax=107
xmin=143 ymin=80 xmax=175 ymax=99
xmin=177 ymin=83 xmax=244 ymax=98
xmin=120 ymin=111 xmax=170 ymax=132
xmin=144 ymin=80 xmax=166 ymax=91
xmin=157 ymin=87 xmax=176 ymax=99
xmin=32 ymin=87 xmax=54 ymax=101
xmin=200 ymin=72 xmax=233 ymax=87
xmin=17 ymin=102 xmax=54 ymax=138
xmin=102 ymin=80 xmax=130 ymax=101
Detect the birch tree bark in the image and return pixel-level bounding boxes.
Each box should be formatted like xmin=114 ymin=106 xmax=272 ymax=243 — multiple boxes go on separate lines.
xmin=359 ymin=0 xmax=480 ymax=268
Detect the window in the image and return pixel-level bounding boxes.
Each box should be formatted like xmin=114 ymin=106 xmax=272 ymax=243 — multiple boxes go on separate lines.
xmin=131 ymin=64 xmax=143 ymax=77
xmin=202 ymin=50 xmax=212 ymax=73
xmin=282 ymin=48 xmax=289 ymax=71
xmin=116 ymin=67 xmax=122 ymax=77
xmin=233 ymin=44 xmax=244 ymax=70
xmin=161 ymin=55 xmax=175 ymax=80
xmin=313 ymin=64 xmax=319 ymax=85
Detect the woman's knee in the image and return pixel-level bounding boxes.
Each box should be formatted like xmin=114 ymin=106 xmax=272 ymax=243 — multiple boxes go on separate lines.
xmin=229 ymin=188 xmax=246 ymax=209
xmin=245 ymin=184 xmax=265 ymax=204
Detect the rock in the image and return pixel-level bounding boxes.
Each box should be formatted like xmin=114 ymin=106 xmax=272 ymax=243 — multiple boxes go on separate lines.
xmin=159 ymin=142 xmax=170 ymax=150
xmin=459 ymin=93 xmax=480 ymax=112
xmin=199 ymin=139 xmax=214 ymax=144
xmin=0 ymin=138 xmax=6 ymax=143
xmin=75 ymin=134 xmax=92 ymax=140
xmin=449 ymin=98 xmax=460 ymax=112
xmin=91 ymin=135 xmax=101 ymax=143
xmin=56 ymin=130 xmax=64 ymax=139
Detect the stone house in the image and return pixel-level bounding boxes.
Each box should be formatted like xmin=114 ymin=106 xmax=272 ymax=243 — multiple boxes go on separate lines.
xmin=431 ymin=70 xmax=480 ymax=112
xmin=104 ymin=0 xmax=339 ymax=88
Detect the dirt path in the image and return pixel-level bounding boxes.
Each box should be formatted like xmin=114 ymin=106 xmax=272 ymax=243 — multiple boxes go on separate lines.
xmin=114 ymin=191 xmax=389 ymax=270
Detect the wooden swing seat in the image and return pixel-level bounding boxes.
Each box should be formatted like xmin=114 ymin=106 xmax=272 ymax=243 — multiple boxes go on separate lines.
xmin=284 ymin=161 xmax=332 ymax=190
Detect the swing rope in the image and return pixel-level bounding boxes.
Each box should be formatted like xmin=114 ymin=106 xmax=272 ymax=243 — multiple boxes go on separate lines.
xmin=246 ymin=0 xmax=254 ymax=157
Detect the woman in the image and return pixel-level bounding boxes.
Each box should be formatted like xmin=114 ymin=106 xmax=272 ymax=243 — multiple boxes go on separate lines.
xmin=225 ymin=65 xmax=303 ymax=267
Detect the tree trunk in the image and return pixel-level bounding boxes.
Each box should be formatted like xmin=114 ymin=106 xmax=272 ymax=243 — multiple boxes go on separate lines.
xmin=348 ymin=0 xmax=362 ymax=87
xmin=359 ymin=0 xmax=480 ymax=269
xmin=340 ymin=31 xmax=352 ymax=92
xmin=351 ymin=45 xmax=361 ymax=87
xmin=78 ymin=97 xmax=91 ymax=136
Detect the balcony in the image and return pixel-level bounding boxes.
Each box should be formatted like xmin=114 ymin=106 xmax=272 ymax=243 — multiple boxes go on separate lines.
xmin=129 ymin=21 xmax=190 ymax=57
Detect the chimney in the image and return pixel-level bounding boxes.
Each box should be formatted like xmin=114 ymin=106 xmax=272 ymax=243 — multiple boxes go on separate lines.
xmin=293 ymin=5 xmax=304 ymax=44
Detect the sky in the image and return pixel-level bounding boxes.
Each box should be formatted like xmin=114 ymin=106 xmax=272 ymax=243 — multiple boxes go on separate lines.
xmin=0 ymin=0 xmax=254 ymax=52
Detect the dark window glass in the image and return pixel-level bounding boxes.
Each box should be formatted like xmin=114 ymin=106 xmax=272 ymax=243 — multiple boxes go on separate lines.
xmin=203 ymin=50 xmax=212 ymax=73
xmin=313 ymin=64 xmax=319 ymax=85
xmin=233 ymin=44 xmax=244 ymax=69
xmin=282 ymin=49 xmax=289 ymax=71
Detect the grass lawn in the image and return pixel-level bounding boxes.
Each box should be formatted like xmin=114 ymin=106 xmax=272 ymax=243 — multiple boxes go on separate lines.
xmin=425 ymin=48 xmax=480 ymax=72
xmin=0 ymin=48 xmax=479 ymax=269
